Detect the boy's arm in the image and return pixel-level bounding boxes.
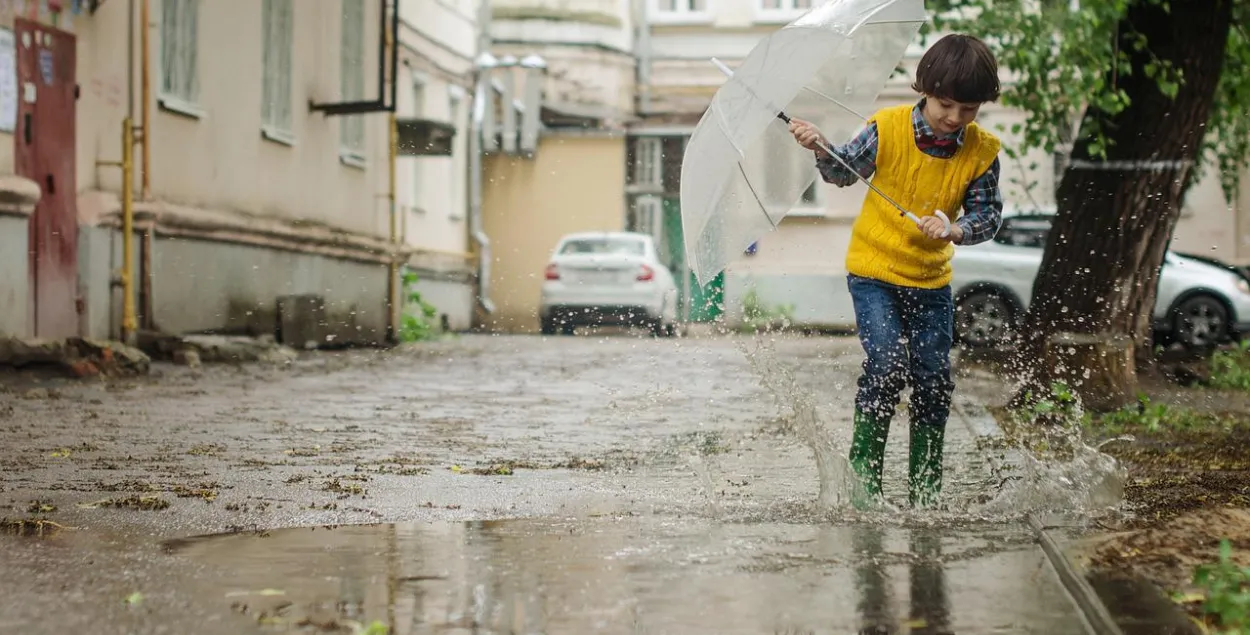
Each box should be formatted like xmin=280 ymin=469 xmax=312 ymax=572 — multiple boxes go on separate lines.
xmin=814 ymin=122 xmax=878 ymax=187
xmin=953 ymin=157 xmax=1004 ymax=246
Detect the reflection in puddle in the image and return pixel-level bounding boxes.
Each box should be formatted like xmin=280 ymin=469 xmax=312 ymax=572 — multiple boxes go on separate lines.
xmin=164 ymin=518 xmax=1083 ymax=634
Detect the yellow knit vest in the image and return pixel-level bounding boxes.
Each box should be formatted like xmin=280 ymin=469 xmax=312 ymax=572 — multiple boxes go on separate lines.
xmin=844 ymin=104 xmax=1001 ymax=289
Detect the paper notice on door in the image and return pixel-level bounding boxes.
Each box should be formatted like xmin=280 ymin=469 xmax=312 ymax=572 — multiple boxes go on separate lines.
xmin=0 ymin=29 xmax=15 ymax=133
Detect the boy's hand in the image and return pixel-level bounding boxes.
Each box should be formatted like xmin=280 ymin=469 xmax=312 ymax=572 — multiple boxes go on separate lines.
xmin=918 ymin=215 xmax=964 ymax=243
xmin=788 ymin=118 xmax=828 ymax=154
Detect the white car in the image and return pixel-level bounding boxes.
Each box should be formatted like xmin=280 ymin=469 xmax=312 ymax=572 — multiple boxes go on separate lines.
xmin=951 ymin=213 xmax=1250 ymax=350
xmin=539 ymin=231 xmax=679 ymax=337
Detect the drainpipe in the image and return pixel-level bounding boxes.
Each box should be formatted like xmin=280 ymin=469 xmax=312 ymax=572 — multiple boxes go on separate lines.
xmin=134 ymin=0 xmax=154 ymax=332
xmin=386 ymin=0 xmax=402 ymax=344
xmin=637 ymin=0 xmax=651 ymax=114
xmin=139 ymin=0 xmax=151 ymax=200
xmin=468 ymin=0 xmax=496 ymax=316
xmin=387 ymin=112 xmax=400 ymax=343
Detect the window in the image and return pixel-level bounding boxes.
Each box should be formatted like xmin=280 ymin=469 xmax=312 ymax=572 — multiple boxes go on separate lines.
xmin=159 ymin=0 xmax=200 ymax=115
xmin=560 ymin=236 xmax=647 ymax=257
xmin=653 ymin=0 xmax=708 ymax=23
xmin=409 ymin=79 xmax=425 ymax=211
xmin=992 ymin=216 xmax=1053 ymax=247
xmin=790 ymin=169 xmax=825 ymax=216
xmin=262 ymin=0 xmax=294 ymax=142
xmin=634 ymin=138 xmax=662 ymax=188
xmin=757 ymin=0 xmax=813 ymax=20
xmin=800 ymin=181 xmax=818 ymax=205
xmin=339 ymin=0 xmax=366 ymax=164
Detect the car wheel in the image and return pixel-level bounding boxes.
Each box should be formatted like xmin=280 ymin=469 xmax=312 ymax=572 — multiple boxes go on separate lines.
xmin=1172 ymin=294 xmax=1228 ymax=350
xmin=540 ymin=318 xmax=557 ymax=336
xmin=954 ymin=290 xmax=1016 ymax=348
xmin=560 ymin=321 xmax=576 ymax=336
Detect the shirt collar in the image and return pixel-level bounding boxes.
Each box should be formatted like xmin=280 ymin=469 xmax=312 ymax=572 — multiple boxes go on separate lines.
xmin=912 ymin=98 xmax=965 ymax=145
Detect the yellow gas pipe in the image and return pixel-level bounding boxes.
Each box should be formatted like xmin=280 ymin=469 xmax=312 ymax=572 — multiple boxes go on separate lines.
xmin=98 ymin=118 xmax=137 ymax=344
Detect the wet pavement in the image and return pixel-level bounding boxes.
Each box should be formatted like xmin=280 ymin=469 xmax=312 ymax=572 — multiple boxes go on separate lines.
xmin=0 ymin=333 xmax=1090 ymax=633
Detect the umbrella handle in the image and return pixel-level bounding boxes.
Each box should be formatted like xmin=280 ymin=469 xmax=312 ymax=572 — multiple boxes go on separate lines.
xmin=907 ymin=210 xmax=952 ymax=238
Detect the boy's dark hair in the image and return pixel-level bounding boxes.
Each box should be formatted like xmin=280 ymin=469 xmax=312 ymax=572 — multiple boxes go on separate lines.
xmin=911 ymin=34 xmax=1000 ymax=104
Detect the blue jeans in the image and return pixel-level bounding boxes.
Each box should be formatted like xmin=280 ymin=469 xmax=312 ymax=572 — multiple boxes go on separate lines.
xmin=847 ymin=274 xmax=955 ymax=429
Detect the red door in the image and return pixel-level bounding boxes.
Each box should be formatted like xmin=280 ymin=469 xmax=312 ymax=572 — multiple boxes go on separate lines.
xmin=15 ymin=19 xmax=78 ymax=339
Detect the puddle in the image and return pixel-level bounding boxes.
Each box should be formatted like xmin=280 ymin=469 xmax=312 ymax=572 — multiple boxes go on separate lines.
xmin=163 ymin=517 xmax=1087 ymax=634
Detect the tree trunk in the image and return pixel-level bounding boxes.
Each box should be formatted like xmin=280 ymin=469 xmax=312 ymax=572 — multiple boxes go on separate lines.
xmin=1014 ymin=0 xmax=1234 ymax=411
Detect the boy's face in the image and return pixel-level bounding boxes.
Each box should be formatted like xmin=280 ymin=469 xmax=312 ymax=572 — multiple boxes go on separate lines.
xmin=922 ymin=95 xmax=983 ymax=137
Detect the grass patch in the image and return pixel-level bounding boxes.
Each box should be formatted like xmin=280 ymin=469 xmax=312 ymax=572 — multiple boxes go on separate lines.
xmin=1210 ymin=341 xmax=1250 ymax=392
xmin=1090 ymin=395 xmax=1243 ymax=436
xmin=1184 ymin=539 xmax=1250 ymax=633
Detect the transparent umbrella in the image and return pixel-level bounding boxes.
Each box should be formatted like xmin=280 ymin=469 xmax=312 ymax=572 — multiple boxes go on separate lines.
xmin=680 ymin=0 xmax=930 ymax=287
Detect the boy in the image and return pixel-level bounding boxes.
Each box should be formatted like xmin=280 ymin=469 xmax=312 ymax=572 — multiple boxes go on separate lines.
xmin=788 ymin=33 xmax=1003 ymax=509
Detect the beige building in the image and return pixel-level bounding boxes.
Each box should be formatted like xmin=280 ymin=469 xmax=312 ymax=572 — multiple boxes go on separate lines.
xmin=0 ymin=0 xmax=482 ymax=346
xmin=474 ymin=0 xmax=637 ymax=333
xmin=397 ymin=0 xmax=481 ymax=331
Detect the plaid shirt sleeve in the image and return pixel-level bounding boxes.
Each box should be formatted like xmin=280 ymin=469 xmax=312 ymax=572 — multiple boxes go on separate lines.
xmin=814 ymin=122 xmax=878 ymax=187
xmin=954 ymin=157 xmax=1004 ymax=246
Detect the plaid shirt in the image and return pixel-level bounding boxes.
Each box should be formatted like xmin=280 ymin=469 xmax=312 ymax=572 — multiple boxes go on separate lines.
xmin=815 ymin=100 xmax=1003 ymax=246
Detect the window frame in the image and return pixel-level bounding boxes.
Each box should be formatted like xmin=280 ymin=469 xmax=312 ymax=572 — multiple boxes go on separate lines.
xmin=158 ymin=0 xmax=203 ymax=118
xmin=261 ymin=0 xmax=295 ymax=145
xmin=650 ymin=0 xmax=711 ymax=25
xmin=633 ymin=137 xmax=663 ymax=189
xmin=754 ymin=0 xmax=814 ymax=23
xmin=339 ymin=0 xmax=367 ymax=167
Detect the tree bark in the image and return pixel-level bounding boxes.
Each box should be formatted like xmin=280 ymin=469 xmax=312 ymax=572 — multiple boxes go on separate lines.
xmin=1014 ymin=0 xmax=1234 ymax=411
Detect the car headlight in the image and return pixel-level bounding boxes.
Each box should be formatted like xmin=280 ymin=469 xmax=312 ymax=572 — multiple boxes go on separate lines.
xmin=1238 ymin=278 xmax=1250 ymax=296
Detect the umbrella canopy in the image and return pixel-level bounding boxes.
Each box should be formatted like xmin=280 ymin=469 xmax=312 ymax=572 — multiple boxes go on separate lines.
xmin=680 ymin=0 xmax=929 ymax=287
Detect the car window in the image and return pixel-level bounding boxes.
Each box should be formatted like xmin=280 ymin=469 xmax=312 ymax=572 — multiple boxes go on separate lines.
xmin=994 ymin=217 xmax=1052 ymax=248
xmin=559 ymin=237 xmax=647 ymax=257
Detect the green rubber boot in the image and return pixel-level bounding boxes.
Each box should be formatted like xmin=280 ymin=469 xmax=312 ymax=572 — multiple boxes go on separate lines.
xmin=848 ymin=409 xmax=890 ymax=510
xmin=908 ymin=422 xmax=946 ymax=509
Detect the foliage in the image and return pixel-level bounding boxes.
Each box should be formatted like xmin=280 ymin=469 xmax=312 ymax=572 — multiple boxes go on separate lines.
xmin=1189 ymin=539 xmax=1250 ymax=633
xmin=926 ymin=0 xmax=1250 ymax=200
xmin=1092 ymin=394 xmax=1222 ymax=434
xmin=1210 ymin=341 xmax=1250 ymax=392
xmin=399 ymin=269 xmax=439 ymax=343
xmin=739 ymin=288 xmax=795 ymax=332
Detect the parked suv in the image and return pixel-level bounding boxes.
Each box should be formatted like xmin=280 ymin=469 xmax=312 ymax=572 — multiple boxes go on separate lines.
xmin=950 ymin=213 xmax=1250 ymax=350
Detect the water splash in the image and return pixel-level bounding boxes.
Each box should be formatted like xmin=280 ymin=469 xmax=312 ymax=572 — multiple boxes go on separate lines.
xmin=733 ymin=333 xmax=1127 ymax=521
xmin=969 ymin=394 xmax=1129 ymax=518
xmin=736 ymin=336 xmax=859 ymax=510
xmin=686 ymin=451 xmax=725 ymax=518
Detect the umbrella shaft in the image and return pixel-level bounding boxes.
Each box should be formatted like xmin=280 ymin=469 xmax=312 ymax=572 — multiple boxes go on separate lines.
xmin=814 ymin=137 xmax=921 ymax=225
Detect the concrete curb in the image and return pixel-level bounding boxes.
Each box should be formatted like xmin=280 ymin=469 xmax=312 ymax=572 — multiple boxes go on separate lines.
xmin=952 ymin=397 xmax=1126 ymax=635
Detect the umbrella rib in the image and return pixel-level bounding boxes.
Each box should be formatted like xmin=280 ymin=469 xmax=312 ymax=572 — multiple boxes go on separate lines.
xmin=800 ymin=86 xmax=869 ymax=121
xmin=738 ymin=161 xmax=780 ymax=230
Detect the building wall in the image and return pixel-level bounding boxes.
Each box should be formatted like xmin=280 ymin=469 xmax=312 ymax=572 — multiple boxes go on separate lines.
xmin=396 ymin=0 xmax=479 ymax=331
xmin=1170 ymin=163 xmax=1250 ymax=264
xmin=398 ymin=0 xmax=475 ymax=257
xmin=481 ymin=134 xmax=627 ymax=332
xmin=69 ymin=0 xmax=389 ymax=236
xmin=491 ymin=0 xmax=636 ymax=121
xmin=0 ymin=0 xmax=413 ymax=342
xmin=0 ymin=214 xmax=29 ymax=336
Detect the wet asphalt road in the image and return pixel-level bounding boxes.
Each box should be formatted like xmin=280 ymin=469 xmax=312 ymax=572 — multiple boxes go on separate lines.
xmin=0 ymin=333 xmax=1088 ymax=634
